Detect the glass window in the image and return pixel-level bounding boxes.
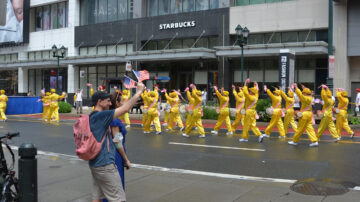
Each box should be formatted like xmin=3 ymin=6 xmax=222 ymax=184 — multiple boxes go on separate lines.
xmin=80 ymin=0 xmax=88 ymax=25
xmin=108 ymin=65 xmax=116 ymax=77
xmin=127 ymin=44 xmax=133 ymax=53
xmin=43 ymin=5 xmax=51 ymax=30
xmin=0 ymin=55 xmax=4 ymax=63
xmin=118 ymin=0 xmax=129 ymax=20
xmin=183 ymin=38 xmax=195 ymax=48
xmin=98 ymin=65 xmax=106 ymax=74
xmin=316 ymin=30 xmax=328 ymax=43
xmin=250 ymin=0 xmax=266 ymax=4
xmin=58 ymin=2 xmax=67 ymax=28
xmin=117 ymin=64 xmax=125 ymax=76
xmin=171 ymin=0 xmax=182 ymax=13
xmin=159 ymin=0 xmax=170 ymax=15
xmin=146 ymin=41 xmax=157 ymax=50
xmin=42 ymin=51 xmax=50 ymax=59
xmin=35 ymin=7 xmax=43 ymax=31
xmin=157 ymin=40 xmax=169 ymax=50
xmin=264 ymin=32 xmax=281 ymax=44
xmin=282 ymin=31 xmax=298 ymax=43
xmin=51 ymin=4 xmax=58 ymax=29
xmin=210 ymin=0 xmax=219 ymax=9
xmin=107 ymin=45 xmax=117 ymax=54
xmin=79 ymin=67 xmax=88 ymax=97
xmin=170 ymin=39 xmax=182 ymax=49
xmin=35 ymin=52 xmax=42 ymax=60
xmin=266 ymin=0 xmax=281 ymax=2
xmin=236 ymin=0 xmax=249 ymax=6
xmin=5 ymin=54 xmax=11 ymax=62
xmin=148 ymin=0 xmax=158 ymax=16
xmin=208 ymin=37 xmax=218 ymax=48
xmin=97 ymin=46 xmax=107 ymax=54
xmin=196 ymin=38 xmax=208 ymax=48
xmin=80 ymin=47 xmax=88 ymax=56
xmin=117 ymin=44 xmax=127 ymax=54
xmin=298 ymin=31 xmax=316 ymax=42
xmin=28 ymin=52 xmax=35 ymax=60
xmin=248 ymin=34 xmax=264 ymax=44
xmin=98 ymin=0 xmax=108 ymax=23
xmin=88 ymin=47 xmax=97 ymax=55
xmin=108 ymin=0 xmax=118 ymax=22
xmin=183 ymin=0 xmax=195 ymax=12
xmin=196 ymin=0 xmax=208 ymax=11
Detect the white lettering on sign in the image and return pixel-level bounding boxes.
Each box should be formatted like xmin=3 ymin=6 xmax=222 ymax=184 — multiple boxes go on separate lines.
xmin=159 ymin=21 xmax=196 ymax=30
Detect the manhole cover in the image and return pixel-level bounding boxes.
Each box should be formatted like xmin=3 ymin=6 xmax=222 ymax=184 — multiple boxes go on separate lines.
xmin=290 ymin=178 xmax=355 ymax=196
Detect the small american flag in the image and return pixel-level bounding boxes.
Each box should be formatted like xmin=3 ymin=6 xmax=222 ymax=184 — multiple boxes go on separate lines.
xmin=133 ymin=70 xmax=150 ymax=82
xmin=123 ymin=76 xmax=136 ymax=88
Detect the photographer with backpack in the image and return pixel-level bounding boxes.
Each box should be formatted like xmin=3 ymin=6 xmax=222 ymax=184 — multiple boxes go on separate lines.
xmin=74 ymin=82 xmax=145 ymax=202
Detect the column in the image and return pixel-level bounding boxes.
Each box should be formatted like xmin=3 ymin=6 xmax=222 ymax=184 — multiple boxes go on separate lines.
xmin=18 ymin=67 xmax=28 ymax=95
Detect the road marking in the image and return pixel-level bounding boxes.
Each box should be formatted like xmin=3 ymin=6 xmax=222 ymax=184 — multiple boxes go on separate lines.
xmin=169 ymin=142 xmax=265 ymax=152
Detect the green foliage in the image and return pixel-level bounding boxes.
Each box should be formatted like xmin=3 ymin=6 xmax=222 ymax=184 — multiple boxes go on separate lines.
xmin=58 ymin=101 xmax=72 ymax=113
xmin=205 ymin=100 xmax=219 ymax=107
xmin=256 ymin=99 xmax=272 ymax=122
xmin=202 ymin=107 xmax=219 ymax=120
xmin=349 ymin=116 xmax=360 ymax=125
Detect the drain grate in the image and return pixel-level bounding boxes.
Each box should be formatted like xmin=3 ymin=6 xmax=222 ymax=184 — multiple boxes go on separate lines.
xmin=290 ymin=178 xmax=355 ymax=196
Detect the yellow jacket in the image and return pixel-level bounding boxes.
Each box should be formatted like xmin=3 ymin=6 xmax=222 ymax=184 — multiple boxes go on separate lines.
xmin=165 ymin=92 xmax=180 ymax=113
xmin=295 ymin=88 xmax=312 ymax=112
xmin=191 ymin=90 xmax=203 ymax=116
xmin=215 ymin=90 xmax=229 ymax=110
xmin=267 ymin=89 xmax=282 ymax=109
xmin=280 ymin=90 xmax=295 ymax=110
xmin=42 ymin=95 xmax=51 ymax=107
xmin=336 ymin=91 xmax=348 ymax=111
xmin=0 ymin=95 xmax=8 ymax=108
xmin=145 ymin=90 xmax=159 ymax=115
xmin=243 ymin=86 xmax=258 ymax=110
xmin=121 ymin=90 xmax=131 ymax=104
xmin=187 ymin=90 xmax=195 ymax=109
xmin=141 ymin=91 xmax=149 ymax=109
xmin=233 ymin=89 xmax=245 ymax=111
xmin=49 ymin=93 xmax=65 ymax=108
xmin=321 ymin=88 xmax=334 ymax=115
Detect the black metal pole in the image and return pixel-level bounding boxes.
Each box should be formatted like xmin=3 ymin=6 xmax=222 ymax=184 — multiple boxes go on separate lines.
xmin=241 ymin=45 xmax=244 ymax=83
xmin=57 ymin=56 xmax=60 ymax=93
xmin=18 ymin=143 xmax=37 ymax=202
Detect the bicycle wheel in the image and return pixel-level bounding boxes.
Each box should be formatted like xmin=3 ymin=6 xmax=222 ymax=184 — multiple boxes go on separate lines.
xmin=0 ymin=176 xmax=19 ymax=202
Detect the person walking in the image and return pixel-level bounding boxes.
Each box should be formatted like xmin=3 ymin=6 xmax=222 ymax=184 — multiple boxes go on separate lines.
xmin=231 ymin=85 xmax=245 ymax=133
xmin=280 ymin=87 xmax=297 ymax=136
xmin=211 ymin=86 xmax=233 ymax=135
xmin=75 ymin=89 xmax=83 ymax=114
xmin=164 ymin=90 xmax=184 ymax=131
xmin=335 ymin=88 xmax=354 ymax=138
xmin=0 ymin=90 xmax=8 ymax=121
xmin=201 ymin=88 xmax=207 ymax=106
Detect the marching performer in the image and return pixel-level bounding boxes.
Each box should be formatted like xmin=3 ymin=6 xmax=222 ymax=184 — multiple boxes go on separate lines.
xmin=185 ymin=86 xmax=195 ymax=128
xmin=47 ymin=89 xmax=66 ymax=123
xmin=335 ymin=88 xmax=354 ymax=138
xmin=316 ymin=85 xmax=340 ymax=141
xmin=262 ymin=86 xmax=285 ymax=139
xmin=240 ymin=79 xmax=262 ymax=142
xmin=144 ymin=88 xmax=161 ymax=135
xmin=211 ymin=86 xmax=233 ymax=135
xmin=280 ymin=87 xmax=297 ymax=136
xmin=231 ymin=85 xmax=245 ymax=133
xmin=164 ymin=90 xmax=184 ymax=131
xmin=41 ymin=92 xmax=51 ymax=121
xmin=0 ymin=90 xmax=8 ymax=121
xmin=141 ymin=89 xmax=149 ymax=126
xmin=162 ymin=100 xmax=171 ymax=127
xmin=119 ymin=89 xmax=131 ymax=128
xmin=288 ymin=84 xmax=318 ymax=147
xmin=182 ymin=84 xmax=205 ymax=138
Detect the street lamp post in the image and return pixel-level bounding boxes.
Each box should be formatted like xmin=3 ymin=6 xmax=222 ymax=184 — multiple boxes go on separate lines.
xmin=52 ymin=45 xmax=66 ymax=93
xmin=235 ymin=25 xmax=250 ymax=83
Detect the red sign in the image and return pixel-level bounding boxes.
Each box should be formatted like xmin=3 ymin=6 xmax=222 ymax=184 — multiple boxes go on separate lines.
xmin=329 ymin=55 xmax=335 ymax=79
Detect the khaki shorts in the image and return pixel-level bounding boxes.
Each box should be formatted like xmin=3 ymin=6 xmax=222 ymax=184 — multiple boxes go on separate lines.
xmin=90 ymin=163 xmax=126 ymax=202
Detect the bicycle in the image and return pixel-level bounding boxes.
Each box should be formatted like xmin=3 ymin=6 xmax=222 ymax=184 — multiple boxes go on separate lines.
xmin=0 ymin=132 xmax=20 ymax=202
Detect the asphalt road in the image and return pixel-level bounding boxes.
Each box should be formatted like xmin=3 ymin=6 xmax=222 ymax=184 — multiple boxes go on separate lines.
xmin=1 ymin=117 xmax=359 ymax=187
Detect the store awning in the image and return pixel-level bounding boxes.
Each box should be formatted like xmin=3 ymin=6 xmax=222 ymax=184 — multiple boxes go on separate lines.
xmin=214 ymin=41 xmax=329 ymax=57
xmin=125 ymin=48 xmax=216 ymax=62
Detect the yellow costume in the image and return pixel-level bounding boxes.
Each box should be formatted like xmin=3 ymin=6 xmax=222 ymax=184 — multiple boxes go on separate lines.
xmin=165 ymin=91 xmax=184 ymax=131
xmin=317 ymin=87 xmax=339 ymax=140
xmin=141 ymin=91 xmax=149 ymax=126
xmin=47 ymin=89 xmax=66 ymax=122
xmin=264 ymin=89 xmax=285 ymax=137
xmin=183 ymin=89 xmax=205 ymax=137
xmin=335 ymin=90 xmax=354 ymax=137
xmin=162 ymin=100 xmax=171 ymax=126
xmin=211 ymin=89 xmax=232 ymax=135
xmin=42 ymin=92 xmax=51 ymax=121
xmin=144 ymin=91 xmax=161 ymax=134
xmin=119 ymin=89 xmax=131 ymax=127
xmin=241 ymin=85 xmax=262 ymax=141
xmin=185 ymin=90 xmax=195 ymax=127
xmin=280 ymin=89 xmax=297 ymax=136
xmin=0 ymin=90 xmax=8 ymax=121
xmin=288 ymin=87 xmax=318 ymax=146
xmin=231 ymin=88 xmax=245 ymax=132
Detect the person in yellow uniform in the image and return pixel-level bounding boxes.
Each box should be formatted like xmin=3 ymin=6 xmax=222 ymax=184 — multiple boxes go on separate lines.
xmin=119 ymin=89 xmax=131 ymax=128
xmin=261 ymin=86 xmax=285 ymax=140
xmin=41 ymin=92 xmax=51 ymax=121
xmin=316 ymin=85 xmax=340 ymax=141
xmin=141 ymin=90 xmax=149 ymax=127
xmin=164 ymin=90 xmax=184 ymax=131
xmin=162 ymin=100 xmax=171 ymax=127
xmin=46 ymin=89 xmax=66 ymax=123
xmin=182 ymin=84 xmax=205 ymax=138
xmin=185 ymin=86 xmax=195 ymax=129
xmin=144 ymin=89 xmax=161 ymax=134
xmin=211 ymin=86 xmax=232 ymax=135
xmin=335 ymin=88 xmax=354 ymax=138
xmin=280 ymin=87 xmax=297 ymax=136
xmin=0 ymin=90 xmax=8 ymax=121
xmin=288 ymin=84 xmax=318 ymax=147
xmin=231 ymin=85 xmax=245 ymax=134
xmin=240 ymin=79 xmax=263 ymax=142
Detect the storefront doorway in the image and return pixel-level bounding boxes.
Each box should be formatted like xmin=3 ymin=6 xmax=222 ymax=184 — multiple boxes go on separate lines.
xmin=178 ymin=72 xmax=193 ymax=91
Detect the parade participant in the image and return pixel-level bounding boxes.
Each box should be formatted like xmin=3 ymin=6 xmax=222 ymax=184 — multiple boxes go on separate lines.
xmin=280 ymin=87 xmax=297 ymax=136
xmin=0 ymin=90 xmax=8 ymax=121
xmin=231 ymin=85 xmax=245 ymax=133
xmin=185 ymin=86 xmax=195 ymax=128
xmin=335 ymin=88 xmax=354 ymax=138
xmin=316 ymin=85 xmax=340 ymax=141
xmin=211 ymin=86 xmax=233 ymax=135
xmin=140 ymin=89 xmax=149 ymax=126
xmin=119 ymin=89 xmax=131 ymax=128
xmin=240 ymin=79 xmax=263 ymax=142
xmin=46 ymin=89 xmax=66 ymax=123
xmin=162 ymin=100 xmax=171 ymax=127
xmin=288 ymin=84 xmax=318 ymax=147
xmin=164 ymin=90 xmax=184 ymax=131
xmin=41 ymin=92 xmax=51 ymax=121
xmin=144 ymin=89 xmax=161 ymax=134
xmin=183 ymin=84 xmax=205 ymax=138
xmin=262 ymin=86 xmax=285 ymax=139
xmin=354 ymin=88 xmax=360 ymax=116
xmin=75 ymin=89 xmax=83 ymax=114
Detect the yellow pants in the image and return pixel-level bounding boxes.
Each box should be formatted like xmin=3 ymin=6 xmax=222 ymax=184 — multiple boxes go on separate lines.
xmin=42 ymin=106 xmax=49 ymax=120
xmin=265 ymin=109 xmax=285 ymax=137
xmin=242 ymin=109 xmax=262 ymax=139
xmin=231 ymin=112 xmax=244 ymax=132
xmin=0 ymin=105 xmax=6 ymax=120
xmin=185 ymin=113 xmax=205 ymax=135
xmin=142 ymin=113 xmax=147 ymax=125
xmin=164 ymin=111 xmax=170 ymax=123
xmin=317 ymin=113 xmax=339 ymax=139
xmin=292 ymin=111 xmax=318 ymax=143
xmin=284 ymin=109 xmax=297 ymax=135
xmin=214 ymin=109 xmax=232 ymax=132
xmin=168 ymin=112 xmax=184 ymax=130
xmin=185 ymin=113 xmax=192 ymax=127
xmin=120 ymin=112 xmax=130 ymax=126
xmin=144 ymin=113 xmax=161 ymax=132
xmin=336 ymin=110 xmax=353 ymax=136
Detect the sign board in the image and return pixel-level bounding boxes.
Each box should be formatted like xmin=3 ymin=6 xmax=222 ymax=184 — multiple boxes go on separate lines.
xmin=159 ymin=21 xmax=196 ymax=30
xmin=125 ymin=62 xmax=132 ymax=72
xmin=80 ymin=70 xmax=85 ymax=78
xmin=329 ymin=55 xmax=335 ymax=79
xmin=279 ymin=49 xmax=295 ymax=91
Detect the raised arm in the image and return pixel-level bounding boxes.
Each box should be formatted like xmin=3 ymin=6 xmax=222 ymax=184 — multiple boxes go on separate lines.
xmin=114 ymin=82 xmax=145 ymax=118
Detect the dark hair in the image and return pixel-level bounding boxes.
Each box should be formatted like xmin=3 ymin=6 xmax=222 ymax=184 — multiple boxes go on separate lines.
xmin=110 ymin=92 xmax=121 ymax=110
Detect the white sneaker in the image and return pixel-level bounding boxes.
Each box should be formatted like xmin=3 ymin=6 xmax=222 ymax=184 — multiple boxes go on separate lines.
xmin=180 ymin=127 xmax=184 ymax=131
xmin=262 ymin=134 xmax=270 ymax=138
xmin=141 ymin=124 xmax=144 ymax=126
xmin=288 ymin=141 xmax=298 ymax=146
xmin=199 ymin=135 xmax=206 ymax=138
xmin=211 ymin=130 xmax=218 ymax=135
xmin=143 ymin=131 xmax=150 ymax=134
xmin=194 ymin=127 xmax=198 ymax=130
xmin=334 ymin=137 xmax=341 ymax=142
xmin=125 ymin=125 xmax=130 ymax=128
xmin=278 ymin=136 xmax=286 ymax=139
xmin=258 ymin=135 xmax=264 ymax=143
xmin=162 ymin=123 xmax=168 ymax=127
xmin=156 ymin=131 xmax=162 ymax=135
xmin=239 ymin=139 xmax=248 ymax=142
xmin=182 ymin=133 xmax=190 ymax=138
xmin=309 ymin=142 xmax=319 ymax=147
xmin=226 ymin=131 xmax=233 ymax=136
xmin=350 ymin=133 xmax=354 ymax=138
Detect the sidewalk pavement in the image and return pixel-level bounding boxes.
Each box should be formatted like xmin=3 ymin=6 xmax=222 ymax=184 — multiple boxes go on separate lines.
xmin=6 ymin=149 xmax=360 ymax=202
